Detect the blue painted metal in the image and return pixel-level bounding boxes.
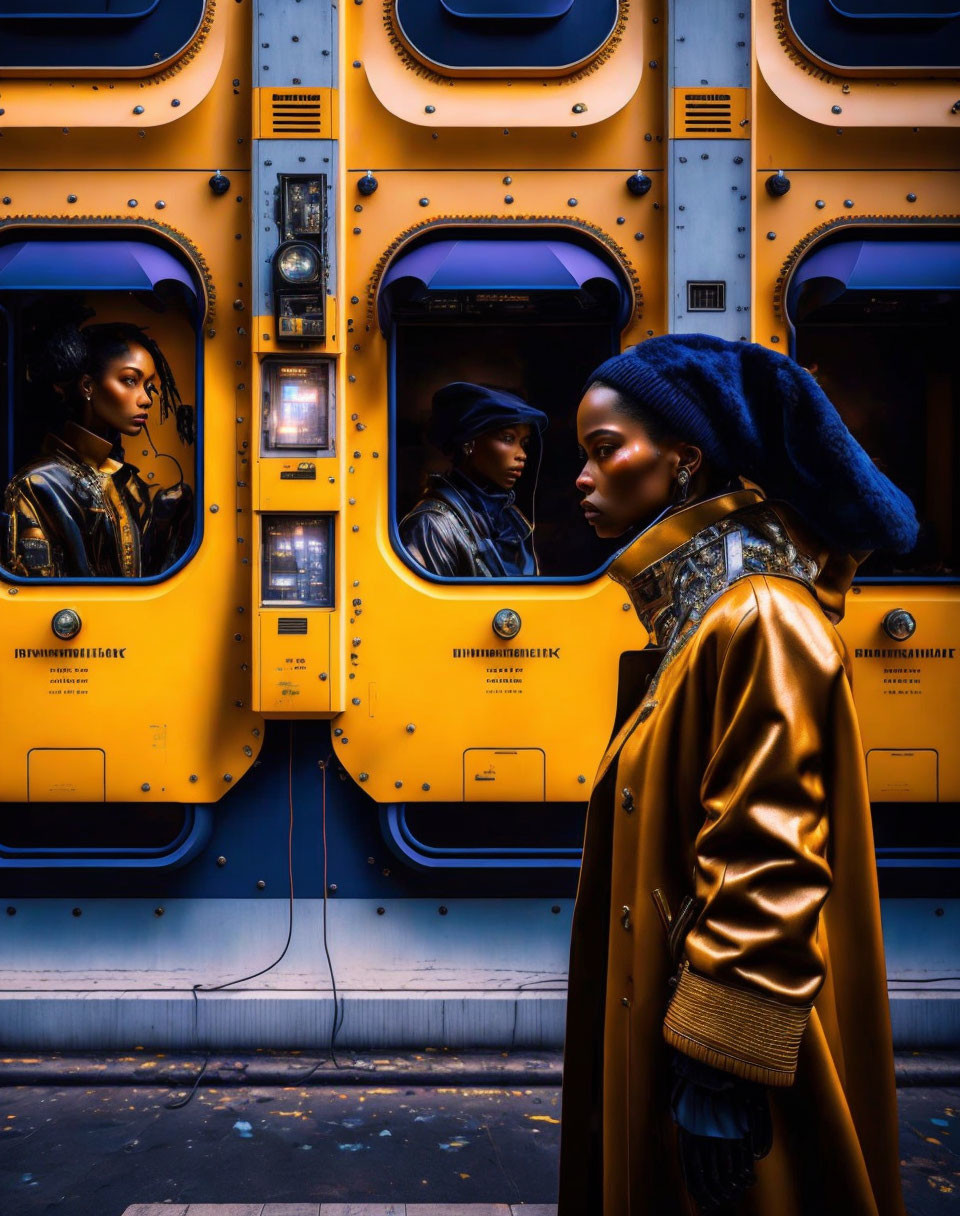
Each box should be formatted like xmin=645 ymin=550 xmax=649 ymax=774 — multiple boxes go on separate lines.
xmin=394 ymin=0 xmax=619 ymax=72
xmin=786 ymin=0 xmax=960 ymax=70
xmin=378 ymin=236 xmax=632 ymax=332
xmin=0 ymin=239 xmax=201 ymax=317
xmin=0 ymin=0 xmax=206 ymax=70
xmin=0 ymin=805 xmax=214 ymax=869
xmin=0 ymin=237 xmax=206 ymax=585
xmin=380 ymin=803 xmax=582 ymax=869
xmin=787 ymin=239 xmax=960 ymax=322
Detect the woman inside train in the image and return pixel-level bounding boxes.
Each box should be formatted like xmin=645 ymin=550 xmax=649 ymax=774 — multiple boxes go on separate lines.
xmin=2 ymin=321 xmax=194 ymax=579
xmin=399 ymin=380 xmax=548 ymax=577
xmin=559 ymin=333 xmax=914 ymax=1216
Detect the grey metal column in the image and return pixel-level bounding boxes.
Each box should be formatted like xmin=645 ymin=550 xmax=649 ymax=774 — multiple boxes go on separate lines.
xmin=252 ymin=1 xmax=338 ymax=321
xmin=666 ymin=2 xmax=751 ymax=339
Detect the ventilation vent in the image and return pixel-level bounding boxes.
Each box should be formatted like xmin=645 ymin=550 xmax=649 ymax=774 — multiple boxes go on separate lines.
xmin=277 ymin=617 xmax=308 ymax=635
xmin=255 ymin=87 xmax=336 ymax=140
xmin=672 ymin=87 xmax=748 ymax=139
xmin=687 ymin=281 xmax=726 ymax=312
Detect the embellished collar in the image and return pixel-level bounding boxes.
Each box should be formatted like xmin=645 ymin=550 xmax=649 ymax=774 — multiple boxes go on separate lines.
xmin=46 ymin=422 xmax=124 ymax=475
xmin=608 ymin=490 xmax=822 ymax=648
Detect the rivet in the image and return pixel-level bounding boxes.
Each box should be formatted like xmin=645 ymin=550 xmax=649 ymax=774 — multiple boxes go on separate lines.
xmin=567 ymin=197 xmax=578 ymax=206
xmin=578 ymin=775 xmax=586 ymax=783
xmin=359 ymin=772 xmax=369 ymax=782
xmin=72 ymin=908 xmax=82 ymax=918
xmin=210 ymin=504 xmax=219 ymax=513
xmin=377 ymin=906 xmax=385 ymax=915
xmin=352 ymin=525 xmax=359 ymax=533
xmin=425 ymin=105 xmax=435 ymax=114
xmin=406 ymin=723 xmax=416 ymax=733
xmin=395 ymin=780 xmax=403 ymax=789
xmin=2 ymin=198 xmax=10 ymax=205
xmin=133 ymin=105 xmax=144 ymax=114
xmin=6 ymin=907 xmax=15 ymax=916
xmin=552 ymin=905 xmax=561 ymax=914
xmin=334 ymin=728 xmax=343 ymax=736
xmin=635 ymin=233 xmax=644 ymax=240
xmin=906 ymin=192 xmax=917 ymax=203
xmin=154 ymin=907 xmax=164 ymax=917
xmin=766 ymin=231 xmax=776 ymax=240
xmin=127 ymin=199 xmax=138 ymax=207
xmin=189 ymin=774 xmax=198 ymax=783
xmin=171 ymin=98 xmax=181 ymax=107
xmin=223 ymin=773 xmax=233 ymax=783
xmin=622 ymin=602 xmax=631 ymax=611
xmin=572 ymin=103 xmax=587 ymax=114
xmin=438 ymin=906 xmax=448 ymax=916
xmin=243 ymin=745 xmax=253 ymax=756
xmin=353 ymin=61 xmax=361 ymax=68
xmin=815 ymin=199 xmax=826 ymax=208
xmin=66 ymin=194 xmax=77 ymax=204
xmin=831 ymin=105 xmax=842 ymax=114
xmin=328 ymin=883 xmax=338 ymax=894
xmin=422 ymin=782 xmax=431 ymax=791
xmin=352 ymin=697 xmax=361 ymax=705
xmin=155 ymin=200 xmax=166 ymax=210
xmin=504 ymin=195 xmax=514 ymax=204
xmin=419 ymin=197 xmax=430 ymax=206
xmin=141 ymin=782 xmax=151 ymax=792
xmin=216 ymin=856 xmax=227 ymax=867
xmin=843 ymin=199 xmax=854 ymax=208
xmin=616 ymin=216 xmax=625 ymax=224
xmin=257 ymin=880 xmax=266 ymax=890
xmin=319 ymin=672 xmax=328 ymax=681
xmin=771 ymin=335 xmax=780 ymax=343
xmin=503 ymin=176 xmax=512 ymax=185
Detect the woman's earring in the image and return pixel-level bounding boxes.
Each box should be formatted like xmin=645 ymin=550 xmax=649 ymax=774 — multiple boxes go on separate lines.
xmin=675 ymin=466 xmax=691 ymax=503
xmin=463 ymin=441 xmax=475 ymax=456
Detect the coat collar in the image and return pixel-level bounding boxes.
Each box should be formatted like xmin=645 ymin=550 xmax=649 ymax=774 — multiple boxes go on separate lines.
xmin=46 ymin=422 xmax=123 ymax=475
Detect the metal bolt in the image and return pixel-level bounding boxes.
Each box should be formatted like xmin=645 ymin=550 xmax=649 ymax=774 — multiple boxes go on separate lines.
xmin=578 ymin=775 xmax=586 ymax=783
xmin=622 ymin=603 xmax=631 ymax=611
xmin=422 ymin=782 xmax=431 ymax=791
xmin=334 ymin=727 xmax=343 ymax=736
xmin=155 ymin=200 xmax=166 ymax=210
xmin=567 ymin=197 xmax=578 ymax=207
xmin=831 ymin=105 xmax=842 ymax=115
xmin=189 ymin=774 xmax=198 ymax=783
xmin=572 ymin=103 xmax=587 ymax=114
xmin=419 ymin=197 xmax=430 ymax=207
xmin=766 ymin=231 xmax=776 ymax=240
xmin=395 ymin=780 xmax=403 ymax=789
xmin=210 ymin=504 xmax=219 ymax=513
xmin=216 ymin=856 xmax=227 ymax=867
xmin=223 ymin=773 xmax=233 ymax=783
xmin=406 ymin=723 xmax=416 ymax=733
xmin=425 ymin=105 xmax=435 ymax=114
xmin=438 ymin=906 xmax=448 ymax=916
xmin=843 ymin=199 xmax=854 ymax=208
xmin=127 ymin=199 xmax=138 ymax=207
xmin=359 ymin=772 xmax=369 ymax=782
xmin=67 ymin=194 xmax=77 ymax=204
xmin=141 ymin=782 xmax=151 ymax=792
xmin=328 ymin=884 xmax=338 ymax=894
xmin=72 ymin=908 xmax=82 ymax=917
xmin=257 ymin=880 xmax=266 ymax=890
xmin=815 ymin=199 xmax=826 ymax=209
xmin=552 ymin=905 xmax=561 ymax=914
xmin=154 ymin=907 xmax=164 ymax=917
xmin=133 ymin=105 xmax=144 ymax=115
xmin=377 ymin=907 xmax=385 ymax=915
xmin=907 ymin=192 xmax=917 ymax=203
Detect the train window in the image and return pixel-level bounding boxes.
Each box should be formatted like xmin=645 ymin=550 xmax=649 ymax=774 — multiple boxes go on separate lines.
xmin=0 ymin=235 xmax=202 ymax=583
xmin=788 ymin=234 xmax=960 ymax=578
xmin=784 ymin=0 xmax=960 ymax=74
xmin=0 ymin=0 xmax=208 ymax=73
xmin=379 ymin=232 xmax=633 ymax=580
xmin=392 ymin=0 xmax=621 ymax=74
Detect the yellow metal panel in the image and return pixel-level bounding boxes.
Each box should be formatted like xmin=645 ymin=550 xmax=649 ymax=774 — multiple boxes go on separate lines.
xmin=0 ymin=4 xmax=227 ymax=128
xmin=756 ymin=0 xmax=960 ymax=128
xmin=671 ymin=88 xmax=750 ymax=139
xmin=0 ymin=171 xmax=263 ymax=805
xmin=464 ymin=749 xmax=545 ymax=802
xmin=352 ymin=0 xmax=647 ymax=129
xmin=256 ymin=611 xmax=333 ymax=715
xmin=253 ymin=88 xmax=339 ymax=141
xmin=866 ymin=750 xmax=938 ymax=803
xmin=27 ymin=749 xmax=105 ymax=803
xmin=839 ymin=589 xmax=960 ymax=802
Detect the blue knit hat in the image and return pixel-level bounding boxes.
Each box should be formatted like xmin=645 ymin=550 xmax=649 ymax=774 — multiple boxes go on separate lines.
xmin=588 ymin=334 xmax=919 ymax=554
xmin=429 ymin=381 xmax=548 ymax=453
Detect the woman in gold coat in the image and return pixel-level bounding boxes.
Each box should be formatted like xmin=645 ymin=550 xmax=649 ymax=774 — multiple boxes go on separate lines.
xmin=558 ymin=334 xmax=917 ymax=1216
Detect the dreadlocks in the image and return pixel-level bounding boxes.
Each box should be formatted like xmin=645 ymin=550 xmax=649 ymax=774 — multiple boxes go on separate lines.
xmin=37 ymin=322 xmax=195 ymax=446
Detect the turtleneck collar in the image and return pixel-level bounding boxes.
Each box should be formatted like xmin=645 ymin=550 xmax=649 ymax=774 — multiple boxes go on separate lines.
xmin=46 ymin=421 xmax=123 ymax=474
xmin=608 ymin=488 xmax=860 ymax=644
xmin=444 ymin=467 xmax=516 ymax=519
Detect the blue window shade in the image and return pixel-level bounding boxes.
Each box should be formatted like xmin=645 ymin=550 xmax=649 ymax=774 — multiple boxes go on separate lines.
xmin=0 ymin=239 xmax=202 ymax=320
xmin=786 ymin=0 xmax=960 ymax=71
xmin=0 ymin=0 xmax=205 ymax=71
xmin=787 ymin=239 xmax=960 ymax=322
xmin=394 ymin=0 xmax=619 ymax=72
xmin=378 ymin=237 xmax=631 ymax=331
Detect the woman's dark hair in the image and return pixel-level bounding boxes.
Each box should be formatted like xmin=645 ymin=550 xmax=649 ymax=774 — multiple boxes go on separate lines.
xmin=33 ymin=322 xmax=194 ymax=445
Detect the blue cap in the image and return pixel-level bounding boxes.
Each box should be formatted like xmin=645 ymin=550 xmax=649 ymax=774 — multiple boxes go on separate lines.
xmin=588 ymin=334 xmax=919 ymax=554
xmin=429 ymin=382 xmax=548 ymax=453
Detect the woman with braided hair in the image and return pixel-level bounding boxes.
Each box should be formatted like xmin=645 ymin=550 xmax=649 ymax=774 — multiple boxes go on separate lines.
xmin=2 ymin=321 xmax=194 ymax=578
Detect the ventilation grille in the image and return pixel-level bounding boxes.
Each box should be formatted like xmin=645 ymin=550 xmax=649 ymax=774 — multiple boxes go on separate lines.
xmin=277 ymin=617 xmax=308 ymax=635
xmin=672 ymin=87 xmax=748 ymax=139
xmin=255 ymin=87 xmax=335 ymax=140
xmin=687 ymin=281 xmax=726 ymax=312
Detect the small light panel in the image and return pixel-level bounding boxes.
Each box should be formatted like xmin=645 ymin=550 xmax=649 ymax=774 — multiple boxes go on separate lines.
xmin=262 ymin=360 xmax=333 ymax=452
xmin=687 ymin=281 xmax=726 ymax=312
xmin=277 ymin=293 xmax=325 ymax=339
xmin=280 ymin=175 xmax=325 ymax=240
xmin=261 ymin=515 xmax=334 ymax=608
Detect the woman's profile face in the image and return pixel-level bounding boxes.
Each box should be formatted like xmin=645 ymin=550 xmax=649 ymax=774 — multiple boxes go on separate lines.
xmin=465 ymin=423 xmax=533 ymax=491
xmin=80 ymin=343 xmax=158 ymax=439
xmin=576 ymin=384 xmax=680 ymax=539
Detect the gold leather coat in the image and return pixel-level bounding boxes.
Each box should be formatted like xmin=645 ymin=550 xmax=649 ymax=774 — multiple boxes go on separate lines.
xmin=558 ymin=489 xmax=904 ymax=1216
xmin=1 ymin=422 xmax=193 ymax=579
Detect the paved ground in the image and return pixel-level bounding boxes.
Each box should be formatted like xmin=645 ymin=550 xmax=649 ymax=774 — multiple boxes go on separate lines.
xmin=0 ymin=1079 xmax=956 ymax=1215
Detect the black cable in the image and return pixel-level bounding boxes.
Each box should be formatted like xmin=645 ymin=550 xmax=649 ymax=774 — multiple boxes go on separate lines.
xmin=166 ymin=724 xmax=299 ymax=1108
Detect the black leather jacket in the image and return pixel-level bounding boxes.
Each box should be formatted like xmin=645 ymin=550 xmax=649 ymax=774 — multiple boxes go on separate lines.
xmin=399 ymin=469 xmax=537 ymax=578
xmin=1 ymin=422 xmax=193 ymax=578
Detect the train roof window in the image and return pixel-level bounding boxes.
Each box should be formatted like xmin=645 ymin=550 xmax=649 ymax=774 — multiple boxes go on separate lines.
xmin=784 ymin=0 xmax=960 ymax=73
xmin=786 ymin=231 xmax=960 ymax=580
xmin=392 ymin=0 xmax=621 ymax=74
xmin=381 ymin=231 xmax=634 ymax=582
xmin=0 ymin=234 xmax=202 ymax=585
xmin=0 ymin=0 xmax=207 ymax=72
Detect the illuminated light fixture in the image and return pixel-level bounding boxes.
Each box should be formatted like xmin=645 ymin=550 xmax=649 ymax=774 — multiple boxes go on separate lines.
xmin=261 ymin=515 xmax=334 ymax=607
xmin=277 ymin=242 xmax=320 ymax=283
xmin=261 ymin=359 xmax=334 ymax=454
